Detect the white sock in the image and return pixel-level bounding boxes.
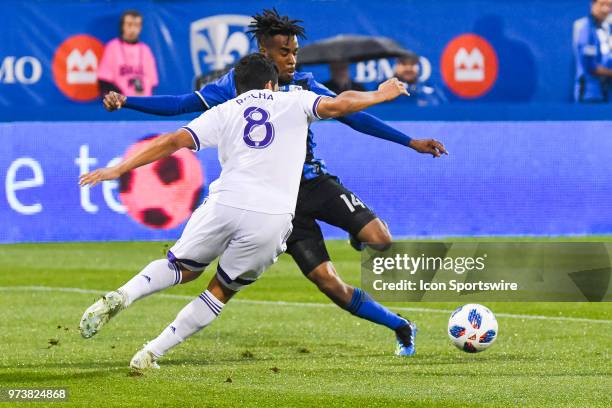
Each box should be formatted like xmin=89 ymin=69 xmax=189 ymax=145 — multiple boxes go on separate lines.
xmin=145 ymin=290 xmax=224 ymax=357
xmin=117 ymin=259 xmax=181 ymax=306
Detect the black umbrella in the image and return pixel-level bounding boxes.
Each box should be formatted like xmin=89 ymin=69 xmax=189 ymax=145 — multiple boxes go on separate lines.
xmin=298 ymin=35 xmax=411 ymax=65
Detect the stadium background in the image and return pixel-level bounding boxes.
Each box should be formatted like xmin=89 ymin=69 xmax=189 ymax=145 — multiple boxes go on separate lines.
xmin=2 ymin=0 xmax=611 ymax=242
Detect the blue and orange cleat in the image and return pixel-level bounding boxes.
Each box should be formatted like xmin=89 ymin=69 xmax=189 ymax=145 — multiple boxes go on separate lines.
xmin=395 ymin=319 xmax=418 ymax=357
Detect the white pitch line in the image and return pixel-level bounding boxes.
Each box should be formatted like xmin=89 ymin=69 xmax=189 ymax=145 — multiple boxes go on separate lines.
xmin=1 ymin=285 xmax=611 ymax=325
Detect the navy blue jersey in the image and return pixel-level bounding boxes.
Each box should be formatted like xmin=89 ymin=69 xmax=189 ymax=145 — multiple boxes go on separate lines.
xmin=197 ymin=70 xmax=336 ymax=180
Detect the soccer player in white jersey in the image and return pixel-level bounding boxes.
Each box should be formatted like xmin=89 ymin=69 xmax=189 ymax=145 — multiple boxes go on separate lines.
xmin=78 ymin=53 xmax=408 ymax=370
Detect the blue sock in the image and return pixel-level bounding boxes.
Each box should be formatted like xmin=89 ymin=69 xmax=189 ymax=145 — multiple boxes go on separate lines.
xmin=345 ymin=288 xmax=407 ymax=330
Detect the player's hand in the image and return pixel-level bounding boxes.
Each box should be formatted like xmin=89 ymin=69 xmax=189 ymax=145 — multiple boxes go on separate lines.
xmin=102 ymin=91 xmax=127 ymax=112
xmin=377 ymin=78 xmax=410 ymax=101
xmin=79 ymin=167 xmax=121 ymax=187
xmin=409 ymin=139 xmax=449 ymax=158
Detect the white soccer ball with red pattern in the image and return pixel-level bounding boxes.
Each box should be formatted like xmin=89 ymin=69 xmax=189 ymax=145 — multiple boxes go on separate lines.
xmin=448 ymin=304 xmax=498 ymax=353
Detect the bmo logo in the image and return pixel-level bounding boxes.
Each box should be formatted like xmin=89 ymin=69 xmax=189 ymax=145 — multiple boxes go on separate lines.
xmin=0 ymin=56 xmax=42 ymax=84
xmin=66 ymin=49 xmax=98 ymax=85
xmin=441 ymin=34 xmax=498 ymax=99
xmin=52 ymin=34 xmax=104 ymax=102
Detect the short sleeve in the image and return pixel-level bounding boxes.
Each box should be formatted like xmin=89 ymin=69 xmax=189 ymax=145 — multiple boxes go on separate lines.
xmin=298 ymin=90 xmax=328 ymax=122
xmin=182 ymin=107 xmax=221 ymax=151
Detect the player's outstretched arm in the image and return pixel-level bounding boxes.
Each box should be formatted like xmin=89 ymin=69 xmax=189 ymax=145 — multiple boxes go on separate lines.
xmin=331 ymin=96 xmax=448 ymax=157
xmin=102 ymin=91 xmax=205 ymax=116
xmin=79 ymin=129 xmax=196 ymax=187
xmin=316 ymin=78 xmax=408 ymax=119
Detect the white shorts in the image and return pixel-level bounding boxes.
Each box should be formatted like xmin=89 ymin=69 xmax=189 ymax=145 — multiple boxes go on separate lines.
xmin=168 ymin=200 xmax=293 ymax=291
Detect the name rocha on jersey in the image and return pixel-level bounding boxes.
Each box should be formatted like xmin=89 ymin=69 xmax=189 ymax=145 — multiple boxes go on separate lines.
xmin=235 ymin=91 xmax=274 ymax=105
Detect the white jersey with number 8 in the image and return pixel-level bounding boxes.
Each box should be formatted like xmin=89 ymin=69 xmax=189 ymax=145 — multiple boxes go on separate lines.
xmin=183 ymin=88 xmax=324 ymax=215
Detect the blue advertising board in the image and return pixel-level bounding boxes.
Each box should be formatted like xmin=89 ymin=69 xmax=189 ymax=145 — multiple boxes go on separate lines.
xmin=2 ymin=120 xmax=611 ymax=243
xmin=0 ymin=0 xmax=602 ymax=121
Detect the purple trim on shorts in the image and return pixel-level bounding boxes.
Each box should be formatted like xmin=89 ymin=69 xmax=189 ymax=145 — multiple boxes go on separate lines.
xmin=178 ymin=258 xmax=207 ymax=268
xmin=167 ymin=250 xmax=207 ymax=272
xmin=216 ymin=264 xmax=232 ymax=285
xmin=216 ymin=264 xmax=256 ymax=287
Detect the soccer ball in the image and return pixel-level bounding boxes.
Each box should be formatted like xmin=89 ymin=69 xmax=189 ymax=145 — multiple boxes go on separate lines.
xmin=119 ymin=135 xmax=204 ymax=229
xmin=448 ymin=304 xmax=498 ymax=353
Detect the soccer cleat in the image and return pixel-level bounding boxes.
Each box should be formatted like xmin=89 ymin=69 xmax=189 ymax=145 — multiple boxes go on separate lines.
xmin=79 ymin=291 xmax=126 ymax=339
xmin=130 ymin=348 xmax=160 ymax=371
xmin=395 ymin=319 xmax=418 ymax=357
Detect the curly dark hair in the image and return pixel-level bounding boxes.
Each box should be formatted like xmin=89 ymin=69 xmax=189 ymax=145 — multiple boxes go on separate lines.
xmin=247 ymin=8 xmax=306 ymax=45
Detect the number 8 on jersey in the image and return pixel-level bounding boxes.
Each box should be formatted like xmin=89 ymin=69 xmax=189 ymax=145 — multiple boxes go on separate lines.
xmin=243 ymin=107 xmax=275 ymax=149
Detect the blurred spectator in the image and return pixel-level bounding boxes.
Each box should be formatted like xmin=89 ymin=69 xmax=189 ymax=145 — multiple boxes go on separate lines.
xmin=97 ymin=10 xmax=158 ymax=96
xmin=323 ymin=62 xmax=366 ymax=94
xmin=573 ymin=0 xmax=612 ymax=102
xmin=391 ymin=52 xmax=446 ymax=106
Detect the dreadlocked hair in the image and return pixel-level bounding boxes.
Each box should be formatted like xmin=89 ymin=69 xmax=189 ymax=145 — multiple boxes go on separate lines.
xmin=247 ymin=8 xmax=306 ymax=45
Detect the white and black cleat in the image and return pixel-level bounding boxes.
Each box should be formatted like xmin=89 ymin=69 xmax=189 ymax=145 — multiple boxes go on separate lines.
xmin=79 ymin=291 xmax=126 ymax=339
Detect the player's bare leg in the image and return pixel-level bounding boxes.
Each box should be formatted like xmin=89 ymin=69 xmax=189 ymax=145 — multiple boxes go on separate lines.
xmin=178 ymin=269 xmax=203 ymax=283
xmin=130 ymin=275 xmax=236 ymax=371
xmin=305 ymin=247 xmax=417 ymax=355
xmin=356 ymin=218 xmax=392 ymax=250
xmin=350 ymin=218 xmax=392 ymax=251
xmin=306 ymin=261 xmax=353 ymax=306
xmin=350 ymin=220 xmax=417 ymax=354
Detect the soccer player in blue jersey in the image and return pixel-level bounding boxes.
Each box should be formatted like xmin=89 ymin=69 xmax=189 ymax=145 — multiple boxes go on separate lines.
xmin=573 ymin=0 xmax=612 ymax=102
xmin=102 ymin=9 xmax=447 ymax=356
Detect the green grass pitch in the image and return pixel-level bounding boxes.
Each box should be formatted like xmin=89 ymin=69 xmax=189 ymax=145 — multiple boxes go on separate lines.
xmin=0 ymin=240 xmax=610 ymax=407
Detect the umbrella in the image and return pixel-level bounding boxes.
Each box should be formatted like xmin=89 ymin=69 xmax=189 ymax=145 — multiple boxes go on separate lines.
xmin=298 ymin=35 xmax=411 ymax=65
